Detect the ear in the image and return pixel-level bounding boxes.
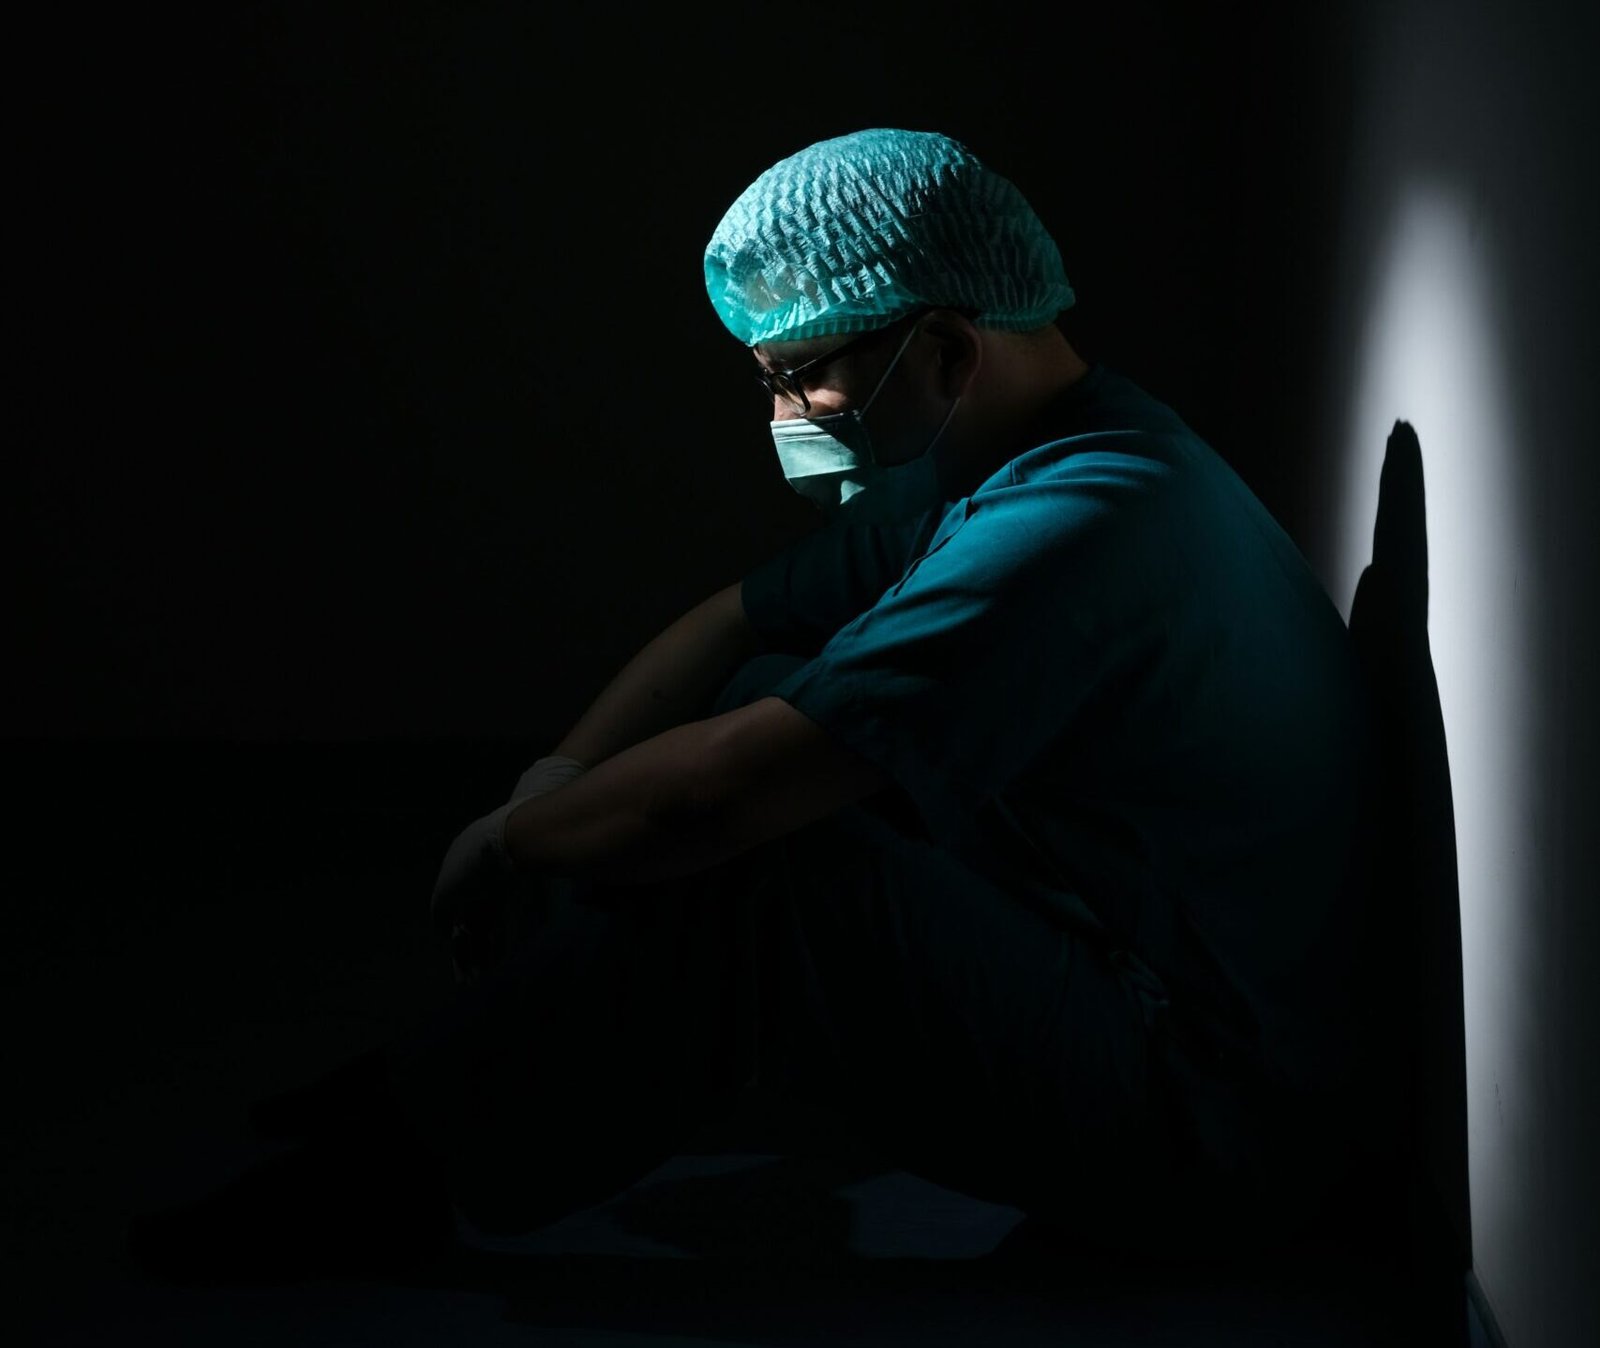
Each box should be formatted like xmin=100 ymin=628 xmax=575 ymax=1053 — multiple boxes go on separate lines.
xmin=919 ymin=308 xmax=983 ymax=399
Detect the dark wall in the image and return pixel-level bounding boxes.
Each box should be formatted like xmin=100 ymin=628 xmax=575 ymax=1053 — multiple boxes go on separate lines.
xmin=12 ymin=11 xmax=1597 ymax=1342
xmin=16 ymin=1 xmax=1356 ymax=742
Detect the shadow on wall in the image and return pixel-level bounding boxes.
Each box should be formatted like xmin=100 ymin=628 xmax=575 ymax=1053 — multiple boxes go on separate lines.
xmin=1346 ymin=420 xmax=1471 ymax=1282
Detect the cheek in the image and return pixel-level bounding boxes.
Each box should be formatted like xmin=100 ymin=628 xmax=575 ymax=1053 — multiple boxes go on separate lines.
xmin=877 ymin=380 xmax=940 ymax=434
xmin=802 ymin=390 xmax=854 ymax=418
xmin=876 ymin=383 xmax=954 ymax=462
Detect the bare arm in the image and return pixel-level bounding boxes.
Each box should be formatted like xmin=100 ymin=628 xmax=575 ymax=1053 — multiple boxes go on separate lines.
xmin=551 ymin=580 xmax=767 ymax=767
xmin=506 ymin=695 xmax=891 ymax=886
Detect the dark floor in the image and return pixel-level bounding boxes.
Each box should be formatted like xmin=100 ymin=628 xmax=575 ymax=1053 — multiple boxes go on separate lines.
xmin=6 ymin=743 xmax=1492 ymax=1346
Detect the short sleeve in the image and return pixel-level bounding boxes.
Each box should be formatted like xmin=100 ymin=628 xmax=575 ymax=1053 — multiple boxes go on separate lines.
xmin=761 ymin=454 xmax=1181 ymax=843
xmin=740 ymin=508 xmax=949 ymax=657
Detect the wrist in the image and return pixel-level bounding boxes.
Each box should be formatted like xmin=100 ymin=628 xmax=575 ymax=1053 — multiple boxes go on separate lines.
xmin=499 ymin=795 xmax=551 ymax=873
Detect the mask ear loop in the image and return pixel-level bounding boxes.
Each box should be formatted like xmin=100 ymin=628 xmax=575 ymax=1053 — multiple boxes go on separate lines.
xmin=926 ymin=393 xmax=962 ymax=455
xmin=858 ymin=320 xmax=925 ymax=414
xmin=918 ymin=305 xmax=988 ymax=474
xmin=841 ymin=318 xmax=929 ymax=469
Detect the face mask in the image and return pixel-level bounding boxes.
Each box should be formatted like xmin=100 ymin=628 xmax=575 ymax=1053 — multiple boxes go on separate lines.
xmin=769 ymin=323 xmax=960 ymax=520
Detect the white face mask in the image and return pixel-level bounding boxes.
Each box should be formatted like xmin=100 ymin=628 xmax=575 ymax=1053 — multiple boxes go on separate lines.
xmin=768 ymin=323 xmax=961 ymax=520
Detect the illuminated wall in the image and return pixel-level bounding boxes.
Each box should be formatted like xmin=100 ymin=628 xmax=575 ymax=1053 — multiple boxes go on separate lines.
xmin=1309 ymin=3 xmax=1599 ymax=1344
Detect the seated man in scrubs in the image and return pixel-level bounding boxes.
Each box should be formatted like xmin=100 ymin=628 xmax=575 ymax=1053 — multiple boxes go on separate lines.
xmin=128 ymin=127 xmax=1394 ymax=1278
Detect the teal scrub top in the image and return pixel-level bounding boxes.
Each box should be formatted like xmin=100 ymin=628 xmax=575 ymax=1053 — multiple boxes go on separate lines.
xmin=740 ymin=363 xmax=1381 ymax=1102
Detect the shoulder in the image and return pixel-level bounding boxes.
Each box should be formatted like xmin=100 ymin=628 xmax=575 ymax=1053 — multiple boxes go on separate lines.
xmin=958 ymin=428 xmax=1197 ymax=541
xmin=974 ymin=363 xmax=1208 ymax=506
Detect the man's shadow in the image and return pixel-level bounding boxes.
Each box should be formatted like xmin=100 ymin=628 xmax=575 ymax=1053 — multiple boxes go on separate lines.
xmin=1346 ymin=419 xmax=1472 ymax=1284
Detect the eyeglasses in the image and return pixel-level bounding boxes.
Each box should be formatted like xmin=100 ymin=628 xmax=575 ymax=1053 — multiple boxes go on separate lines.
xmin=754 ymin=309 xmax=930 ymax=415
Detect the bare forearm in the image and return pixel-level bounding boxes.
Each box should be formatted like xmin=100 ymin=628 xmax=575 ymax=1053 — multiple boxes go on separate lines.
xmin=506 ymin=697 xmax=888 ymax=889
xmin=506 ymin=719 xmax=740 ymax=886
xmin=552 ymin=581 xmax=764 ymax=768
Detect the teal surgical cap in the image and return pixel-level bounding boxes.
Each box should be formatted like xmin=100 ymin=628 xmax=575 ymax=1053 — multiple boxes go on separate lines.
xmin=704 ymin=128 xmax=1076 ymax=347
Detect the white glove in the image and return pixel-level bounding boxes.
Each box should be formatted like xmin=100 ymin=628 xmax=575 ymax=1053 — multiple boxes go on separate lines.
xmin=509 ymin=754 xmax=588 ymax=804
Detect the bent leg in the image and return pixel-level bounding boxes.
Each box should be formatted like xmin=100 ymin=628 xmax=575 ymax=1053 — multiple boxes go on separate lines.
xmin=380 ymin=796 xmax=1179 ymax=1250
xmin=379 ymin=654 xmax=1178 ymax=1246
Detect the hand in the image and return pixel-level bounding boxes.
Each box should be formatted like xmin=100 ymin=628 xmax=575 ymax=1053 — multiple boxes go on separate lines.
xmin=432 ymin=757 xmax=589 ymax=983
xmin=429 ymin=802 xmax=520 ymax=985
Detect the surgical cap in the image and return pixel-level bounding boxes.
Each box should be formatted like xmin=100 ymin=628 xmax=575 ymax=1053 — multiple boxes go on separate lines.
xmin=704 ymin=128 xmax=1076 ymax=347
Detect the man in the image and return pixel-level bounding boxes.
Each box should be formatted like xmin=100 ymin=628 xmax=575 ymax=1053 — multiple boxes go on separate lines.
xmin=128 ymin=128 xmax=1390 ymax=1277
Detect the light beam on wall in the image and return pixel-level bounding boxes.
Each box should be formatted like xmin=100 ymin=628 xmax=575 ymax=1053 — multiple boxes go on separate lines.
xmin=1334 ymin=179 xmax=1532 ymax=1283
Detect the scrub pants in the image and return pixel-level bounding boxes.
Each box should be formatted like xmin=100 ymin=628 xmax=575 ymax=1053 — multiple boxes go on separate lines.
xmin=379 ymin=655 xmax=1329 ymax=1260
